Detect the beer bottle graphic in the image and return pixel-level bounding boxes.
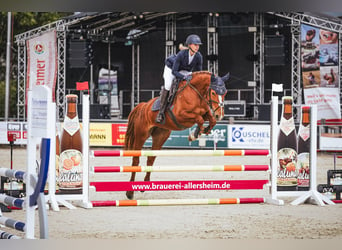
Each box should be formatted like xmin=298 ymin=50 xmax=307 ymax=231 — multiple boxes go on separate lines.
xmin=277 ymin=96 xmax=298 ymax=191
xmin=58 ymin=94 xmax=83 ymax=194
xmin=297 ymin=106 xmax=310 ymax=191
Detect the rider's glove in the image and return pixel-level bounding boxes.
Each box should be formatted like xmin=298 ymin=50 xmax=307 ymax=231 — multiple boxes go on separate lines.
xmin=183 ymin=74 xmax=192 ymax=81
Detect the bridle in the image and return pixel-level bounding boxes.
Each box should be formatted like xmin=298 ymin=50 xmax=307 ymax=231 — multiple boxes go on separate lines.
xmin=178 ymin=77 xmax=225 ymax=118
xmin=208 ymin=87 xmax=226 ymax=117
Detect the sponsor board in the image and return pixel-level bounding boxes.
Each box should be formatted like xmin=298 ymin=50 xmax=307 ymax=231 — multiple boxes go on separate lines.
xmin=228 ymin=124 xmax=270 ymax=149
xmin=144 ymin=124 xmax=228 ymax=148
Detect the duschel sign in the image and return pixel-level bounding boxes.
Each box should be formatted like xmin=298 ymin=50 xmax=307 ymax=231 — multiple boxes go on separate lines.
xmin=228 ymin=125 xmax=270 ymax=149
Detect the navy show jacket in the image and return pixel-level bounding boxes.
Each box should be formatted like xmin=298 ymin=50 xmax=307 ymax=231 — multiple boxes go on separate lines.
xmin=165 ymin=49 xmax=203 ymax=79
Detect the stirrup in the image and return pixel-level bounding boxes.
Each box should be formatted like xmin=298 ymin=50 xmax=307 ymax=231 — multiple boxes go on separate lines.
xmin=155 ymin=112 xmax=165 ymax=123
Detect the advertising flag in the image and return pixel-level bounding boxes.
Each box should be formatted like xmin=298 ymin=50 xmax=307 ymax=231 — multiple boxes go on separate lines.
xmin=26 ymin=30 xmax=57 ymax=101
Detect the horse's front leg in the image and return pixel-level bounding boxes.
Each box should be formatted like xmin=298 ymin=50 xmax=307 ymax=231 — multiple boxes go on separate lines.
xmin=202 ymin=112 xmax=217 ymax=135
xmin=126 ymin=156 xmax=140 ymax=200
xmin=188 ymin=115 xmax=205 ymax=141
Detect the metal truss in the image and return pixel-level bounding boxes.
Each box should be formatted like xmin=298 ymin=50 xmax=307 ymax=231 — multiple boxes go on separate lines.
xmin=131 ymin=43 xmax=140 ymax=109
xmin=15 ymin=19 xmax=67 ymax=120
xmin=165 ymin=14 xmax=176 ymax=58
xmin=271 ymin=12 xmax=342 ymax=32
xmin=15 ymin=19 xmax=67 ymax=42
xmin=207 ymin=13 xmax=218 ymax=75
xmin=290 ymin=20 xmax=302 ymax=110
xmin=16 ymin=40 xmax=26 ymax=121
xmin=56 ymin=29 xmax=67 ymax=120
xmin=15 ymin=19 xmax=73 ymax=120
xmin=253 ymin=13 xmax=264 ymax=118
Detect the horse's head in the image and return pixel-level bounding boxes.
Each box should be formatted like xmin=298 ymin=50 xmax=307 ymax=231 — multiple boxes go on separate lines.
xmin=209 ymin=73 xmax=229 ymax=120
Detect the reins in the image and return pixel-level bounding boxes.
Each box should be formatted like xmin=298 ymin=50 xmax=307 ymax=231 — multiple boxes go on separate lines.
xmin=179 ymin=78 xmax=210 ymax=104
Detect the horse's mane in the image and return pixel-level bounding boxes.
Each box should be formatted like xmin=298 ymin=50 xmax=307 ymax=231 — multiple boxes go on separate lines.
xmin=192 ymin=71 xmax=211 ymax=76
xmin=189 ymin=71 xmax=212 ymax=87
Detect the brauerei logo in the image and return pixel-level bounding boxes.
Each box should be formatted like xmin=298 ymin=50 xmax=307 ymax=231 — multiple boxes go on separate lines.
xmin=34 ymin=43 xmax=44 ymax=54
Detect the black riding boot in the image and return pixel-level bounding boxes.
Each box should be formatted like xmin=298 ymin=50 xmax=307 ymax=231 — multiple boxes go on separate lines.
xmin=156 ymin=88 xmax=169 ymax=123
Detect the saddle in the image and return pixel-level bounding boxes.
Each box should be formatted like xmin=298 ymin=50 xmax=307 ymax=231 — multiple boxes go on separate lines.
xmin=151 ymin=79 xmax=186 ymax=129
xmin=152 ymin=79 xmax=180 ymax=112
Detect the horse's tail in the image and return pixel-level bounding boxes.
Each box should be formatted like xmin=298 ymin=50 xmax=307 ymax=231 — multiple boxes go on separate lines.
xmin=124 ymin=103 xmax=144 ymax=150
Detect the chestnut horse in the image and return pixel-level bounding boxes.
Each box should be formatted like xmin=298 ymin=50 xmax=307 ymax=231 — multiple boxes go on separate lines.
xmin=124 ymin=71 xmax=229 ymax=199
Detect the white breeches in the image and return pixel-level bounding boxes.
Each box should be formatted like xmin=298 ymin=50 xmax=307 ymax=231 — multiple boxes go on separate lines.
xmin=163 ymin=66 xmax=191 ymax=91
xmin=163 ymin=66 xmax=174 ymax=91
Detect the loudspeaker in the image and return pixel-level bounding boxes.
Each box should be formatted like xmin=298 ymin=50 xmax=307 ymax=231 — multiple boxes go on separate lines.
xmin=265 ymin=35 xmax=285 ymax=66
xmin=265 ymin=56 xmax=285 ymax=66
xmin=265 ymin=35 xmax=284 ymax=47
xmin=67 ymin=40 xmax=87 ymax=68
xmin=77 ymin=104 xmax=111 ymax=119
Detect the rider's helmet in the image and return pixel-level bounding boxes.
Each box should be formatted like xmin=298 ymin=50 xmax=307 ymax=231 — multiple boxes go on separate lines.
xmin=185 ymin=34 xmax=202 ymax=46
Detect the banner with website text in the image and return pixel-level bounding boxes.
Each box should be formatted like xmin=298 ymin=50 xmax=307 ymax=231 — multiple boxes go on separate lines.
xmin=26 ymin=30 xmax=57 ymax=101
xmin=301 ymin=24 xmax=340 ymax=120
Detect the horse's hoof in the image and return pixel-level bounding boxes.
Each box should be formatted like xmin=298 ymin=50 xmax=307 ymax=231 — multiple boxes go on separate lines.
xmin=203 ymin=126 xmax=211 ymax=134
xmin=188 ymin=133 xmax=197 ymax=141
xmin=126 ymin=191 xmax=134 ymax=200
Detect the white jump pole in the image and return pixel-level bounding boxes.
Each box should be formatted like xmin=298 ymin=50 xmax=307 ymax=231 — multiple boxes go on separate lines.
xmin=77 ymin=94 xmax=92 ymax=208
xmin=25 ymin=90 xmax=36 ymax=238
xmin=25 ymin=86 xmax=51 ymax=238
xmin=291 ymin=104 xmax=335 ymax=206
xmin=266 ymin=96 xmax=284 ymax=205
xmin=46 ymin=101 xmax=59 ymax=211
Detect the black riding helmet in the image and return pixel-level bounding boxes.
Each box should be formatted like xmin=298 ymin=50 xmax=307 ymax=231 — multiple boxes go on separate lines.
xmin=185 ymin=34 xmax=202 ymax=46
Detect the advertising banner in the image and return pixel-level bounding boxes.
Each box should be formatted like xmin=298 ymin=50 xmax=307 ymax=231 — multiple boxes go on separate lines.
xmin=111 ymin=123 xmax=127 ymax=146
xmin=89 ymin=123 xmax=112 ymax=146
xmin=189 ymin=124 xmax=228 ymax=148
xmin=144 ymin=124 xmax=228 ymax=148
xmin=26 ymin=30 xmax=57 ymax=101
xmin=301 ymin=24 xmax=340 ymax=120
xmin=0 ymin=122 xmax=27 ymax=145
xmin=228 ymin=125 xmax=270 ymax=149
xmin=1 ymin=121 xmax=275 ymax=149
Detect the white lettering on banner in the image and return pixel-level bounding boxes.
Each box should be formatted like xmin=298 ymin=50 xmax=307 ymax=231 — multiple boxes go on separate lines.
xmin=228 ymin=124 xmax=270 ymax=149
xmin=208 ymin=128 xmax=226 ymax=141
xmin=7 ymin=123 xmax=21 ymax=130
xmin=189 ymin=127 xmax=227 ymax=142
xmin=36 ymin=59 xmax=46 ymax=85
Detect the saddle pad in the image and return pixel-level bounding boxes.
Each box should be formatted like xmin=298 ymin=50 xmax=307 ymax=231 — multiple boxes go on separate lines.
xmin=151 ymin=97 xmax=161 ymax=111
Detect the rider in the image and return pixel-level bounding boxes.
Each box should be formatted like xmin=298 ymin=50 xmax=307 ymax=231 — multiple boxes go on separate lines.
xmin=156 ymin=34 xmax=203 ymax=123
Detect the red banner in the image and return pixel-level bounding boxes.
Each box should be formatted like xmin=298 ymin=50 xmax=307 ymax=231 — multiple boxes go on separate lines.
xmin=111 ymin=123 xmax=127 ymax=146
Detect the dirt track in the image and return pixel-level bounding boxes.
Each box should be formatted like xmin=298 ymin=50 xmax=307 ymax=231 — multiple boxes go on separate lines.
xmin=1 ymin=146 xmax=341 ymax=239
